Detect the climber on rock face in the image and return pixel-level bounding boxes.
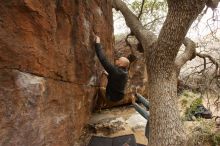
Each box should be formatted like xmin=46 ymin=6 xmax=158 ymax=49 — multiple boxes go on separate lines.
xmin=94 ymin=35 xmax=130 ymax=102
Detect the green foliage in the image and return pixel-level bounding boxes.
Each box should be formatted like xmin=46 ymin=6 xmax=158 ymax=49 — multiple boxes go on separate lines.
xmin=212 ymin=132 xmax=220 ymax=146
xmin=189 ymin=98 xmax=203 ymax=112
xmin=179 ymin=90 xmax=214 ymax=122
xmin=181 ymin=98 xmax=188 ymax=107
xmin=130 ymin=0 xmax=168 ymax=32
xmin=187 ymin=120 xmax=219 ymax=146
xmin=182 ymin=90 xmax=190 ymax=97
xmin=185 ymin=98 xmax=203 ymax=120
xmin=179 ymin=90 xmax=201 ymax=119
xmin=131 ymin=0 xmax=166 ymax=12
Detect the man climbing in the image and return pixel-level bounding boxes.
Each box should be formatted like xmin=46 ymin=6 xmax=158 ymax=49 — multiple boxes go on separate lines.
xmin=94 ymin=35 xmax=130 ymax=102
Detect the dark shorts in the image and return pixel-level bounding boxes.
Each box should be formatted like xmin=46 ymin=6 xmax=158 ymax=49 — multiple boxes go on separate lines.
xmin=106 ymin=93 xmax=124 ymax=102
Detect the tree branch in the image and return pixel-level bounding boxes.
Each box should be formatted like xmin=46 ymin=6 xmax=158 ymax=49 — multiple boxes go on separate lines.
xmin=137 ymin=0 xmax=145 ymax=20
xmin=112 ymin=0 xmax=156 ymax=51
xmin=198 ymin=57 xmax=207 ymax=74
xmin=175 ymin=38 xmax=197 ymax=71
xmin=175 ymin=37 xmax=220 ymax=78
xmin=196 ymin=52 xmax=220 ymax=77
xmin=206 ymin=0 xmax=220 ymax=9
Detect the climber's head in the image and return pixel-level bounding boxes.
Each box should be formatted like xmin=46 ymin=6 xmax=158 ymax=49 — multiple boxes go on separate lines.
xmin=115 ymin=57 xmax=130 ymax=69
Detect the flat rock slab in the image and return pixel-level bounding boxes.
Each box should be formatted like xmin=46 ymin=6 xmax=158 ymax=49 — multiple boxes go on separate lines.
xmin=87 ymin=106 xmax=148 ymax=145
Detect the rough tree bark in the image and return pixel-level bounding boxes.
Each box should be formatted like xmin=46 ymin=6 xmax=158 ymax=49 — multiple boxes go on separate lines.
xmin=112 ymin=0 xmax=219 ymax=146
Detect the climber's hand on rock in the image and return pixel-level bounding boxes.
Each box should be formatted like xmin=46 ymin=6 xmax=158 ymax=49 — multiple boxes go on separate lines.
xmin=102 ymin=70 xmax=108 ymax=76
xmin=95 ymin=36 xmax=100 ymax=44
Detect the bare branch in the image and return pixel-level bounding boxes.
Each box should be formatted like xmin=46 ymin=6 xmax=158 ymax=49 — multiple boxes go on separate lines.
xmin=214 ymin=95 xmax=220 ymax=107
xmin=198 ymin=57 xmax=207 ymax=74
xmin=137 ymin=0 xmax=145 ymax=20
xmin=150 ymin=0 xmax=157 ymax=14
xmin=143 ymin=16 xmax=166 ymax=28
xmin=196 ymin=52 xmax=220 ymax=77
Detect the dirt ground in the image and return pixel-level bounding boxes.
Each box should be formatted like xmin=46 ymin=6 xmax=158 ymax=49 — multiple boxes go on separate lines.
xmin=75 ymin=105 xmax=148 ymax=146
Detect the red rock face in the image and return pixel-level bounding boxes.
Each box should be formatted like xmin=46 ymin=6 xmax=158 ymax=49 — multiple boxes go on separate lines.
xmin=0 ymin=0 xmax=113 ymax=145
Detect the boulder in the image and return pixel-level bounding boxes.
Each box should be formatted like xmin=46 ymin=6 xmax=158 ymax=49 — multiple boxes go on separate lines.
xmin=0 ymin=0 xmax=113 ymax=145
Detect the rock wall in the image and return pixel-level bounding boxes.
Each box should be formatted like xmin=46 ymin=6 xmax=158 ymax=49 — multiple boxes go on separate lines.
xmin=0 ymin=0 xmax=113 ymax=145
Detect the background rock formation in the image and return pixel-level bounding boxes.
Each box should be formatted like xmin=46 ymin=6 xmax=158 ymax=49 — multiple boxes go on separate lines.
xmin=0 ymin=0 xmax=113 ymax=145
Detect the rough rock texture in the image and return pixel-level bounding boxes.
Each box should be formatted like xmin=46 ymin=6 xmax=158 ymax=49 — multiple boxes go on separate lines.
xmin=0 ymin=0 xmax=113 ymax=145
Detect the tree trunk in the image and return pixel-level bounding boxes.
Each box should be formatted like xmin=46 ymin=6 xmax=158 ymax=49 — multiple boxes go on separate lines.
xmin=148 ymin=69 xmax=185 ymax=146
xmin=145 ymin=1 xmax=207 ymax=145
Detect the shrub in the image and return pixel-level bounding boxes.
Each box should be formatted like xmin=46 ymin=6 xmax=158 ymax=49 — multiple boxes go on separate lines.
xmin=185 ymin=98 xmax=203 ymax=121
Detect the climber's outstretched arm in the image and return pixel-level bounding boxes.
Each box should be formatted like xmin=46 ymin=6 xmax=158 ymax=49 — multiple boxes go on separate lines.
xmin=94 ymin=36 xmax=117 ymax=74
